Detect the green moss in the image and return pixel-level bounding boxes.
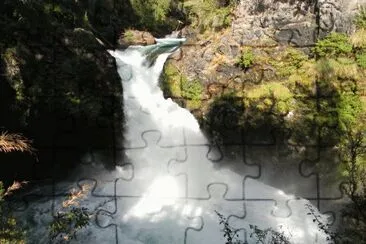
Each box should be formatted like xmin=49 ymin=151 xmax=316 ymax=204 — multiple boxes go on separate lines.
xmin=312 ymin=32 xmax=353 ymax=58
xmin=182 ymin=78 xmax=203 ymax=107
xmin=161 ymin=63 xmax=183 ymax=97
xmin=181 ymin=78 xmax=203 ymax=100
xmin=245 ymin=82 xmax=294 ymax=114
xmin=123 ymin=30 xmax=135 ymax=43
xmin=186 ymin=99 xmax=202 ymax=110
xmin=161 ymin=63 xmax=203 ymax=109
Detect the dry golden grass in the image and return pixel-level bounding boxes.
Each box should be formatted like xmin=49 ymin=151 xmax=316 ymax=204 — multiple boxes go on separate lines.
xmin=3 ymin=181 xmax=28 ymax=196
xmin=0 ymin=132 xmax=34 ymax=153
xmin=207 ymin=53 xmax=232 ymax=72
xmin=62 ymin=184 xmax=91 ymax=208
xmin=350 ymin=28 xmax=366 ymax=48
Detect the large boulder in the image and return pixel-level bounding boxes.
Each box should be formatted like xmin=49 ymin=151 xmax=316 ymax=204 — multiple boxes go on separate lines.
xmin=118 ymin=30 xmax=156 ymax=47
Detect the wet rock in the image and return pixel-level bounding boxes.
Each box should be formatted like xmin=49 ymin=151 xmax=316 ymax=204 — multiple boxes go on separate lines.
xmin=168 ymin=48 xmax=183 ymax=61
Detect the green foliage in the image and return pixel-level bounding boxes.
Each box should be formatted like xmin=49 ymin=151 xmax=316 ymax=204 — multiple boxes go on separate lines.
xmin=245 ymin=82 xmax=294 ymax=115
xmin=130 ymin=0 xmax=172 ymax=29
xmin=216 ymin=211 xmax=291 ymax=244
xmin=337 ymin=93 xmax=364 ymax=132
xmin=249 ymin=225 xmax=291 ymax=244
xmin=49 ymin=207 xmax=90 ymax=242
xmin=161 ymin=63 xmax=184 ymax=97
xmin=182 ymin=79 xmax=203 ymax=101
xmin=184 ymin=0 xmax=235 ymax=32
xmin=2 ymin=48 xmax=25 ymax=103
xmin=287 ymin=59 xmax=317 ymax=94
xmin=123 ymin=29 xmax=135 ymax=43
xmin=182 ymin=78 xmax=203 ymax=109
xmin=0 ymin=0 xmax=123 ymax=179
xmin=354 ymin=5 xmax=366 ymax=29
xmin=0 ymin=182 xmax=26 ymax=244
xmin=216 ymin=211 xmax=242 ymax=244
xmin=161 ymin=63 xmax=203 ymax=109
xmin=270 ymin=47 xmax=308 ymax=78
xmin=312 ymin=32 xmax=353 ymax=58
xmin=236 ymin=47 xmax=255 ymax=70
xmin=356 ymin=52 xmax=366 ymax=68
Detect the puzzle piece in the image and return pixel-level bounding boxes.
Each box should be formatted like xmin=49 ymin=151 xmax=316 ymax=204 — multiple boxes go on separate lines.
xmin=229 ymin=198 xmax=330 ymax=244
xmin=116 ymin=130 xmax=188 ymax=197
xmin=95 ymin=194 xmax=203 ymax=244
xmin=244 ymin=145 xmax=319 ymax=200
xmin=184 ymin=183 xmax=245 ymax=244
xmin=169 ymin=145 xmax=257 ymax=199
xmin=299 ymin=146 xmax=347 ymax=202
xmin=122 ymin=103 xmax=188 ymax=148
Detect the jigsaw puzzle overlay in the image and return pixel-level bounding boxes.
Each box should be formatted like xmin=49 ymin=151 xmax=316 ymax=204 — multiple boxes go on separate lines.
xmin=7 ymin=38 xmax=352 ymax=244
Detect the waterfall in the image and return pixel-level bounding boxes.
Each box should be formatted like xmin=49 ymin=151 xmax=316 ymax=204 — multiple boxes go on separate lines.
xmin=104 ymin=40 xmax=331 ymax=244
xmin=12 ymin=40 xmax=331 ymax=244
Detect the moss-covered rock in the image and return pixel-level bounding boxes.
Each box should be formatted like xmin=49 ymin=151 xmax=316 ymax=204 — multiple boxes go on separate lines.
xmin=0 ymin=1 xmax=123 ymax=181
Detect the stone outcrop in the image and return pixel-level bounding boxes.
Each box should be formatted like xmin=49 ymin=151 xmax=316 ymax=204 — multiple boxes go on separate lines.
xmin=231 ymin=0 xmax=366 ymax=47
xmin=167 ymin=0 xmax=366 ymax=86
xmin=162 ymin=0 xmax=366 ymax=117
xmin=118 ymin=30 xmax=156 ymax=47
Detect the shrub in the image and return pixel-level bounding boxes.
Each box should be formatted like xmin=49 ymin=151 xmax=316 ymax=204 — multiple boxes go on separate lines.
xmin=49 ymin=184 xmax=91 ymax=242
xmin=354 ymin=5 xmax=366 ymax=29
xmin=270 ymin=47 xmax=308 ymax=78
xmin=356 ymin=52 xmax=366 ymax=68
xmin=245 ymin=82 xmax=294 ymax=115
xmin=236 ymin=47 xmax=255 ymax=70
xmin=312 ymin=32 xmax=353 ymax=58
xmin=216 ymin=211 xmax=291 ymax=244
xmin=181 ymin=78 xmax=203 ymax=102
xmin=49 ymin=207 xmax=90 ymax=242
xmin=0 ymin=182 xmax=26 ymax=244
xmin=129 ymin=0 xmax=172 ymax=29
xmin=184 ymin=0 xmax=235 ymax=32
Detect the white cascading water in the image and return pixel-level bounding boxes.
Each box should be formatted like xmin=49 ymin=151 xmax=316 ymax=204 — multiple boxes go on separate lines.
xmin=103 ymin=40 xmax=330 ymax=243
xmin=13 ymin=40 xmax=331 ymax=244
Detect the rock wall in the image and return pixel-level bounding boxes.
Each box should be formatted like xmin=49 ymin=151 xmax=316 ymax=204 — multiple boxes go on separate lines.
xmin=169 ymin=0 xmax=366 ymax=85
xmin=162 ymin=0 xmax=366 ymax=117
xmin=231 ymin=0 xmax=366 ymax=47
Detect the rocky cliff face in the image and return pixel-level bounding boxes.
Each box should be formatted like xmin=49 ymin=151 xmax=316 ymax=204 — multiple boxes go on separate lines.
xmin=163 ymin=0 xmax=366 ymax=108
xmin=231 ymin=0 xmax=366 ymax=46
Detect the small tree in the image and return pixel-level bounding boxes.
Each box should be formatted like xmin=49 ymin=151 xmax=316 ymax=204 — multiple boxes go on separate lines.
xmin=237 ymin=47 xmax=255 ymax=70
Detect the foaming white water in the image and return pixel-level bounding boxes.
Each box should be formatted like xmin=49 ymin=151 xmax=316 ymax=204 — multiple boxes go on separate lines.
xmin=109 ymin=45 xmax=203 ymax=149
